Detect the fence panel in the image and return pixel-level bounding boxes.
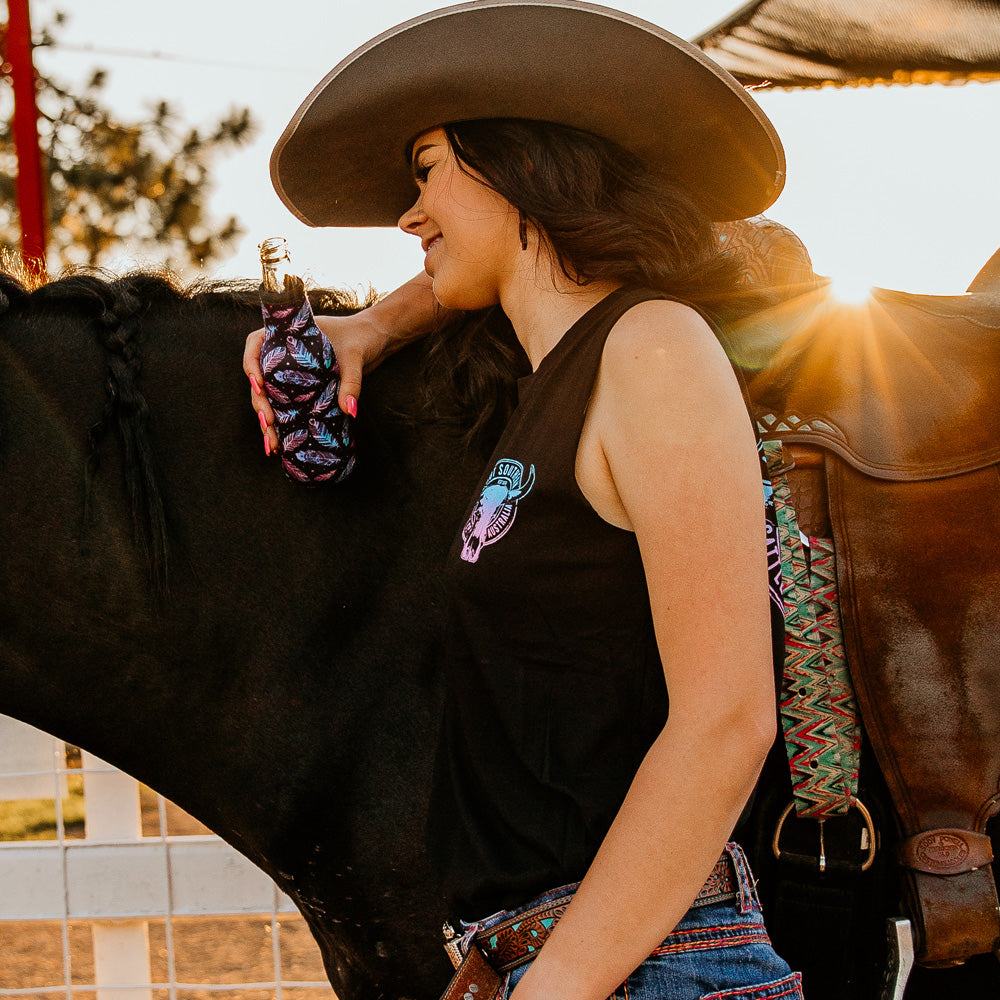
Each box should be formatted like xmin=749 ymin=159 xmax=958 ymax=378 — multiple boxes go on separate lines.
xmin=0 ymin=716 xmax=334 ymax=999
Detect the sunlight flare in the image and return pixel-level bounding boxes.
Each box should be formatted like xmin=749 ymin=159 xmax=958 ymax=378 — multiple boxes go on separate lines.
xmin=828 ymin=271 xmax=875 ymax=306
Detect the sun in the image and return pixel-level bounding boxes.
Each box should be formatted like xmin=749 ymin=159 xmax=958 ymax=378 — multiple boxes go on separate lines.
xmin=827 ymin=271 xmax=875 ymax=306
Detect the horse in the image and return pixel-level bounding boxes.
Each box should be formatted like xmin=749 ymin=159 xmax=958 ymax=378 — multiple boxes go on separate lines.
xmin=0 ymin=261 xmax=997 ymax=1000
xmin=0 ymin=268 xmax=469 ymax=1000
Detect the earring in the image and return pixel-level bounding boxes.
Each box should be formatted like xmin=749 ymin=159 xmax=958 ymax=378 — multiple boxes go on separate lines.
xmin=518 ymin=212 xmax=528 ymax=251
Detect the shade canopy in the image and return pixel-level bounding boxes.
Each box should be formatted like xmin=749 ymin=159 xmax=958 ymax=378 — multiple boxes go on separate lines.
xmin=694 ymin=0 xmax=1000 ymax=88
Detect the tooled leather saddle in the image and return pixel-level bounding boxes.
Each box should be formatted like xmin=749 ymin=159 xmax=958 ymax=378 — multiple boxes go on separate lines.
xmin=725 ymin=234 xmax=1000 ymax=972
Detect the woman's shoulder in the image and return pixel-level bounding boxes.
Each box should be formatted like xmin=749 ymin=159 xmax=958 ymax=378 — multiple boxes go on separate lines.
xmin=599 ymin=296 xmax=733 ymax=396
xmin=577 ymin=293 xmax=755 ymax=528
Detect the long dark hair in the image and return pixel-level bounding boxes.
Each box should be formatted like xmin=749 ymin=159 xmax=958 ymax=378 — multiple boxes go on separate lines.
xmin=420 ymin=118 xmax=744 ymax=451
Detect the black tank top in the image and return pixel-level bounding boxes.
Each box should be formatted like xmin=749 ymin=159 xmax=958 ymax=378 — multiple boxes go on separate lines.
xmin=429 ymin=287 xmax=780 ymax=917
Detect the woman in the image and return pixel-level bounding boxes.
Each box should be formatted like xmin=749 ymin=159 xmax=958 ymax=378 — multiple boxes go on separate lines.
xmin=245 ymin=3 xmax=798 ymax=998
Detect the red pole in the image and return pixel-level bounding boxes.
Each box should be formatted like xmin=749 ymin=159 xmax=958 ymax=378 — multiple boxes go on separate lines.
xmin=7 ymin=0 xmax=47 ymax=279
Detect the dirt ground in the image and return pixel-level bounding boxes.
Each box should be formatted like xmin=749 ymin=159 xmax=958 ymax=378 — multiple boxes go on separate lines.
xmin=0 ymin=790 xmax=336 ymax=1000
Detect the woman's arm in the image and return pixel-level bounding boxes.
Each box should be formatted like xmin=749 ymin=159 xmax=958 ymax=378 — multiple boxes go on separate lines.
xmin=511 ymin=299 xmax=776 ymax=1000
xmin=243 ymin=271 xmax=446 ymax=453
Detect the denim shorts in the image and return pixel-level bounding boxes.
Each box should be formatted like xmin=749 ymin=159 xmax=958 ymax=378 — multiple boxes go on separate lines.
xmin=461 ymin=843 xmax=804 ymax=1000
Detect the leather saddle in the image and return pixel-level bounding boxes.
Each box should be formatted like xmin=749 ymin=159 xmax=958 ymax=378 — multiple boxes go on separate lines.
xmin=729 ymin=274 xmax=1000 ymax=967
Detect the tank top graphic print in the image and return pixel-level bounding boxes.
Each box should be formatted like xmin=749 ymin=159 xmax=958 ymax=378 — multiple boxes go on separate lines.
xmin=459 ymin=458 xmax=536 ymax=562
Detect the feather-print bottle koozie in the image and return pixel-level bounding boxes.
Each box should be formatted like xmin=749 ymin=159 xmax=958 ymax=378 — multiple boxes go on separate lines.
xmin=258 ymin=237 xmax=356 ymax=484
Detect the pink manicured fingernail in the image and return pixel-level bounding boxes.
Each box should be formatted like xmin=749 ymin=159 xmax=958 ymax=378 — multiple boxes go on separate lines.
xmin=345 ymin=395 xmax=358 ymax=418
xmin=258 ymin=411 xmax=268 ymax=433
xmin=264 ymin=436 xmax=271 ymax=456
xmin=249 ymin=374 xmax=262 ymax=395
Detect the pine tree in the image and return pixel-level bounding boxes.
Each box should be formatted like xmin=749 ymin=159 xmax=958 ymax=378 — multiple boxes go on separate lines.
xmin=0 ymin=12 xmax=257 ymax=274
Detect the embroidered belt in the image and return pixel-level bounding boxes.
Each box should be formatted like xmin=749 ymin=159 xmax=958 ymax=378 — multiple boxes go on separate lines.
xmin=444 ymin=852 xmax=738 ymax=978
xmin=762 ymin=442 xmax=877 ymax=875
xmin=762 ymin=440 xmax=861 ymax=823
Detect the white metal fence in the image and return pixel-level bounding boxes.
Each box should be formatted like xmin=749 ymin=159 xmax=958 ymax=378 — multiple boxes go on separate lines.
xmin=0 ymin=715 xmax=335 ymax=999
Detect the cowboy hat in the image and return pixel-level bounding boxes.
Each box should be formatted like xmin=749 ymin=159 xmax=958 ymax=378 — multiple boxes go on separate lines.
xmin=270 ymin=0 xmax=785 ymax=226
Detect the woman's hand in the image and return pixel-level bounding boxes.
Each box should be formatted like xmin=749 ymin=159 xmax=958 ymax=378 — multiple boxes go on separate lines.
xmin=244 ymin=310 xmax=387 ymax=455
xmin=243 ymin=271 xmax=446 ymax=455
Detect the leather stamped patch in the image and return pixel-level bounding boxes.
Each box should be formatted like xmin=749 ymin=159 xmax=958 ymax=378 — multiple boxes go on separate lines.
xmin=898 ymin=828 xmax=994 ymax=876
xmin=916 ymin=832 xmax=970 ymax=872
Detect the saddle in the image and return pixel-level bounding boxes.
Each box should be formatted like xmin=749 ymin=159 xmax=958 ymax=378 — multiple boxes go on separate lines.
xmin=734 ymin=278 xmax=1000 ymax=968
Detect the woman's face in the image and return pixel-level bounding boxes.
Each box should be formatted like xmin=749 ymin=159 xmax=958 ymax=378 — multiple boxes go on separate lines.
xmin=398 ymin=128 xmax=522 ymax=310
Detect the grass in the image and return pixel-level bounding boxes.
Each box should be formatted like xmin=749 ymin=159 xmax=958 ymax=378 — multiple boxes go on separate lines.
xmin=0 ymin=773 xmax=85 ymax=841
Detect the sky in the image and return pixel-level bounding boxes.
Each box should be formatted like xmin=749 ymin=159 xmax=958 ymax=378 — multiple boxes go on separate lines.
xmin=26 ymin=0 xmax=1000 ymax=300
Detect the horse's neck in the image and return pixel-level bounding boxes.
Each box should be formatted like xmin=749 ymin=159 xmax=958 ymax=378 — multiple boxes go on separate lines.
xmin=0 ymin=279 xmax=489 ymax=997
xmin=0 ymin=290 xmax=408 ymax=832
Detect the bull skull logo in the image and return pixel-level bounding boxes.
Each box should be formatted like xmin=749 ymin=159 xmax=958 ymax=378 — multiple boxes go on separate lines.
xmin=460 ymin=459 xmax=536 ymax=563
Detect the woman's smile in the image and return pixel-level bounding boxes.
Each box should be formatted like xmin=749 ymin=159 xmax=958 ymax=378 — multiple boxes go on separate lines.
xmin=422 ymin=234 xmax=443 ymax=264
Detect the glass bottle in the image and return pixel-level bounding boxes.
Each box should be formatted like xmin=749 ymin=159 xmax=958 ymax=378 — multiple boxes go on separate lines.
xmin=258 ymin=237 xmax=356 ymax=484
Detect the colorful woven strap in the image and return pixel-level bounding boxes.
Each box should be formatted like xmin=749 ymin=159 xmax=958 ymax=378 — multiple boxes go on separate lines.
xmin=763 ymin=441 xmax=861 ymax=820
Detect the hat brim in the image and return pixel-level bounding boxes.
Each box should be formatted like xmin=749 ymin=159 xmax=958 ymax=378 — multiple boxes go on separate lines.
xmin=270 ymin=0 xmax=785 ymax=226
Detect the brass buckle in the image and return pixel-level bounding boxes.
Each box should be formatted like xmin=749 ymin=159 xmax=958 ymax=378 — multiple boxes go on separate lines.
xmin=772 ymin=797 xmax=877 ymax=872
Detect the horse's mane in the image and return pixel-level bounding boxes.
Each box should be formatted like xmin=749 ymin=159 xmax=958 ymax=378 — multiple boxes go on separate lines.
xmin=0 ymin=267 xmax=368 ymax=593
xmin=0 ymin=266 xmax=369 ymax=315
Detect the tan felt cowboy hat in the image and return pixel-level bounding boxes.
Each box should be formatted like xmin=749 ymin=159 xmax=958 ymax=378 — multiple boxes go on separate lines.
xmin=270 ymin=0 xmax=785 ymax=226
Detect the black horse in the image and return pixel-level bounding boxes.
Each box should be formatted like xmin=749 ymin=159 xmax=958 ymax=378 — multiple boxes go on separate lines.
xmin=0 ymin=269 xmax=472 ymax=999
xmin=0 ymin=267 xmax=996 ymax=1000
